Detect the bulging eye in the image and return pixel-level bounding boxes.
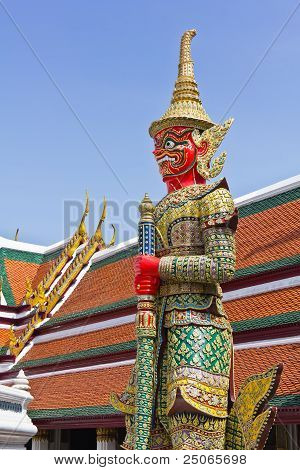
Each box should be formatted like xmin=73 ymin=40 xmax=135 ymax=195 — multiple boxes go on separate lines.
xmin=164 ymin=139 xmax=175 ymax=149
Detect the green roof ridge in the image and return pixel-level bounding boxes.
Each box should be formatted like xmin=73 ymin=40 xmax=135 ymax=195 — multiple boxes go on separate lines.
xmin=235 ymin=254 xmax=300 ymax=278
xmin=0 ymin=247 xmax=61 ymax=265
xmin=16 ymin=340 xmax=136 ymax=370
xmin=28 ymin=404 xmax=118 ymax=419
xmin=42 ymin=296 xmax=137 ymax=328
xmin=232 ymin=311 xmax=300 ymax=332
xmin=270 ymin=394 xmax=300 ymax=407
xmin=0 ymin=249 xmax=16 ymax=305
xmin=43 ymin=254 xmax=300 ymax=329
xmin=239 ymin=187 xmax=300 ymax=218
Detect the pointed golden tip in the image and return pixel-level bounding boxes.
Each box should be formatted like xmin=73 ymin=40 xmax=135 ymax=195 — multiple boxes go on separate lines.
xmin=108 ymin=224 xmax=116 ymax=247
xmin=178 ymin=29 xmax=197 ymax=77
xmin=142 ymin=193 xmax=152 ymax=204
xmin=183 ymin=29 xmax=197 ymax=39
xmin=84 ymin=191 xmax=89 ymax=215
xmin=78 ymin=192 xmax=90 ymax=238
xmin=100 ymin=197 xmax=107 ymax=223
xmin=14 ymin=228 xmax=19 ymax=241
xmin=149 ymin=27 xmax=214 ymax=137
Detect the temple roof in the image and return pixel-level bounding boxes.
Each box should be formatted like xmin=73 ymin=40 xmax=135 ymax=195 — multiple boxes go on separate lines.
xmin=0 ymin=240 xmax=64 ymax=306
xmin=0 ymin=175 xmax=299 ymax=424
xmin=25 ymin=342 xmax=299 ymax=422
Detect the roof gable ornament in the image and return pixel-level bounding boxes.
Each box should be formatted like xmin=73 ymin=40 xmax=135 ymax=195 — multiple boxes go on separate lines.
xmin=24 ymin=193 xmax=90 ymax=309
xmin=10 ymin=196 xmax=116 ymax=357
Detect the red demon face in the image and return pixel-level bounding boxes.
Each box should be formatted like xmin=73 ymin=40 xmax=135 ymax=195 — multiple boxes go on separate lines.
xmin=153 ymin=126 xmax=198 ymax=181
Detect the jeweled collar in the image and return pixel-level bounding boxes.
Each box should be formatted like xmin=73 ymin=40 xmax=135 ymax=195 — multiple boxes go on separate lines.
xmin=154 ymin=178 xmax=229 ymax=221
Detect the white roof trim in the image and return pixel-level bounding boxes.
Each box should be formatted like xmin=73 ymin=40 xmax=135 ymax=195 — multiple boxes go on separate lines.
xmin=234 ymin=174 xmax=300 ymax=208
xmin=91 ymin=237 xmax=138 ymax=265
xmin=0 ymin=292 xmax=7 ymax=306
xmin=0 ymin=323 xmax=28 ymax=330
xmin=0 ymin=235 xmax=68 ymax=255
xmin=0 ymin=309 xmax=32 ymax=320
xmin=33 ymin=313 xmax=135 ymax=344
xmin=235 ymin=334 xmax=300 ymax=350
xmin=223 ymin=275 xmax=300 ymax=302
xmin=0 ymin=358 xmax=136 ymax=382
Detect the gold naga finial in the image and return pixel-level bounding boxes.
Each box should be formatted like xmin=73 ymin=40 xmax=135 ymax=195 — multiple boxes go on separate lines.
xmin=149 ymin=29 xmax=214 ymax=137
xmin=14 ymin=228 xmax=19 ymax=241
xmin=9 ymin=324 xmax=17 ymax=345
xmin=25 ymin=277 xmax=34 ymax=306
xmin=94 ymin=197 xmax=107 ymax=245
xmin=93 ymin=198 xmax=116 ymax=248
xmin=78 ymin=191 xmax=89 ymax=239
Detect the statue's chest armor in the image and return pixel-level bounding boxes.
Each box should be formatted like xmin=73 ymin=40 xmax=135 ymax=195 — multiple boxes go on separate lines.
xmin=154 ymin=187 xmax=208 ymax=256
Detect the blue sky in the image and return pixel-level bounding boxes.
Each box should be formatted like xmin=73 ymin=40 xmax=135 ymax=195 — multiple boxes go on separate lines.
xmin=0 ymin=0 xmax=299 ymax=245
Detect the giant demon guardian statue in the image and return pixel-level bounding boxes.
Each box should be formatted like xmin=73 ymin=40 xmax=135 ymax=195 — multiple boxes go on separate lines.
xmin=111 ymin=29 xmax=282 ymax=450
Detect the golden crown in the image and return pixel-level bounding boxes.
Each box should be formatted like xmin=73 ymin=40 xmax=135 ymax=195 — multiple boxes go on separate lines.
xmin=149 ymin=29 xmax=214 ymax=137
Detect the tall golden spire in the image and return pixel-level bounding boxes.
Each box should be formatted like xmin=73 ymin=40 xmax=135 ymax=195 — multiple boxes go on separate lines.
xmin=149 ymin=29 xmax=214 ymax=137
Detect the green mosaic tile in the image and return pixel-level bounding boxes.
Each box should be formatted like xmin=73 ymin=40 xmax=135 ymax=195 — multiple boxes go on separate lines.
xmin=270 ymin=394 xmax=300 ymax=407
xmin=0 ymin=346 xmax=9 ymax=356
xmin=28 ymin=404 xmax=118 ymax=419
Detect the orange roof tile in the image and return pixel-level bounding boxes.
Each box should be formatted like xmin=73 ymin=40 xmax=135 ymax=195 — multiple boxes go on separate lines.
xmin=236 ymin=199 xmax=299 ymax=270
xmin=28 ymin=364 xmax=132 ymax=410
xmin=234 ymin=343 xmax=300 ymax=397
xmin=0 ymin=328 xmax=10 ymax=347
xmin=55 ymin=257 xmax=136 ymax=319
xmin=4 ymin=259 xmax=40 ymax=305
xmin=224 ymin=286 xmax=300 ymax=322
xmin=20 ymin=323 xmax=135 ymax=363
xmin=31 ymin=261 xmax=54 ymax=290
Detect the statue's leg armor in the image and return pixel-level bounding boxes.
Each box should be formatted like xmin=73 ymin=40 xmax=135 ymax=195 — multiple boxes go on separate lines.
xmin=166 ymin=323 xmax=232 ymax=450
xmin=169 ymin=412 xmax=226 ymax=450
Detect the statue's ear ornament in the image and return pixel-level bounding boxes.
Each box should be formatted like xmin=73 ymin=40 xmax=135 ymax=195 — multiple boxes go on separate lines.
xmin=193 ymin=118 xmax=234 ymax=180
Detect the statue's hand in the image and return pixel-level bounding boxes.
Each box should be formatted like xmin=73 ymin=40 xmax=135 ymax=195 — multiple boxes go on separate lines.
xmin=134 ymin=255 xmax=160 ymax=277
xmin=135 ymin=275 xmax=160 ymax=295
xmin=134 ymin=255 xmax=160 ymax=295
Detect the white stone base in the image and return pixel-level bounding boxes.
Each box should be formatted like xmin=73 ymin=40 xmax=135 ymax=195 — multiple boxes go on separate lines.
xmin=0 ymin=371 xmax=37 ymax=450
